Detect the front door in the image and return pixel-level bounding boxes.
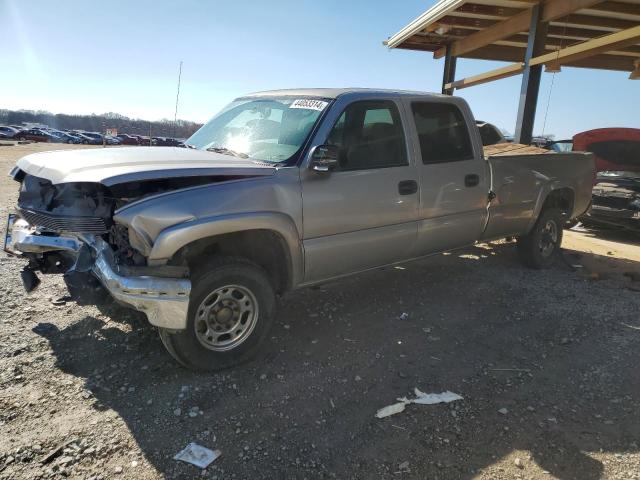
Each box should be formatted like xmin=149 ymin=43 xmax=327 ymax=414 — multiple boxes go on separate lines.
xmin=301 ymin=98 xmax=419 ymax=283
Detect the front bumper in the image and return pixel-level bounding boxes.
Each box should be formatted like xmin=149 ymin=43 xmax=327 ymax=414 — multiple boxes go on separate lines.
xmin=582 ymin=205 xmax=640 ymax=231
xmin=7 ymin=219 xmax=191 ymax=330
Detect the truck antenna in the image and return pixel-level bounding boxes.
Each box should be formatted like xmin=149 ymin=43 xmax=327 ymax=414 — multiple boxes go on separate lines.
xmin=173 ymin=61 xmax=183 ymax=138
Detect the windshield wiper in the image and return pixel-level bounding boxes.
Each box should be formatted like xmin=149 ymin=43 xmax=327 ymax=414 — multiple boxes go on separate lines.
xmin=206 ymin=146 xmax=249 ymax=159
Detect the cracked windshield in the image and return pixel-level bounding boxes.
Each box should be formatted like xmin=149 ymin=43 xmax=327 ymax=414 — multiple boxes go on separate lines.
xmin=185 ymin=97 xmax=328 ymax=162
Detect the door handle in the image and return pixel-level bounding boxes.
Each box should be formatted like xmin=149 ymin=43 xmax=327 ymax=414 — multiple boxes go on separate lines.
xmin=465 ymin=174 xmax=480 ymax=187
xmin=398 ymin=180 xmax=418 ymax=195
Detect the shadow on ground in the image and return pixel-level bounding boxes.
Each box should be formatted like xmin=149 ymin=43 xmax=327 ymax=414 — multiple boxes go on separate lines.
xmin=34 ymin=241 xmax=640 ymax=479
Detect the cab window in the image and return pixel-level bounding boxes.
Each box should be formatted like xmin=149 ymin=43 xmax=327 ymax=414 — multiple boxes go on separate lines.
xmin=326 ymin=100 xmax=407 ymax=171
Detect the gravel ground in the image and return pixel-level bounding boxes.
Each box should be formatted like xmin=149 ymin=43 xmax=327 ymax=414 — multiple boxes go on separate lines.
xmin=1 ymin=143 xmax=640 ymax=480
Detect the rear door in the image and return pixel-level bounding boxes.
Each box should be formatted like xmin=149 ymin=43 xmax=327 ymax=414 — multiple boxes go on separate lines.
xmin=406 ymin=99 xmax=489 ymax=254
xmin=300 ymin=96 xmax=419 ymax=283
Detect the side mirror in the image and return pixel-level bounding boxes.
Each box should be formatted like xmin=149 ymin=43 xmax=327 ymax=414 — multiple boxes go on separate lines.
xmin=309 ymin=144 xmax=339 ymax=172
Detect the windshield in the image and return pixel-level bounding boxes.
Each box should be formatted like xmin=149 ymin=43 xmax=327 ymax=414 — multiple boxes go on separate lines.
xmin=186 ymin=97 xmax=329 ymax=163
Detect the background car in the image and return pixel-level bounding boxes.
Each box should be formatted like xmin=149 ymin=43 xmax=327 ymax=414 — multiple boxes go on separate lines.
xmin=74 ymin=131 xmax=103 ymax=145
xmin=153 ymin=136 xmax=183 ymax=147
xmin=573 ymin=128 xmax=640 ymax=232
xmin=136 ymin=135 xmax=155 ymax=146
xmin=66 ymin=131 xmax=97 ymax=144
xmin=49 ymin=130 xmax=82 ymax=144
xmin=476 ymin=121 xmax=507 ymax=146
xmin=0 ymin=126 xmax=20 ymax=139
xmin=14 ymin=128 xmax=58 ymax=142
xmin=104 ymin=135 xmax=122 ymax=145
xmin=116 ymin=134 xmax=140 ymax=145
xmin=548 ymin=140 xmax=573 ymax=152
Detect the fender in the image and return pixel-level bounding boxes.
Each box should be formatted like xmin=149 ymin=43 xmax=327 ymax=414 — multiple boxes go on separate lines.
xmin=525 ymin=183 xmax=575 ymax=234
xmin=146 ymin=211 xmax=304 ymax=287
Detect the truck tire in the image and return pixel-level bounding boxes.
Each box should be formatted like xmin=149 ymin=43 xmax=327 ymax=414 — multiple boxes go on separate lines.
xmin=158 ymin=256 xmax=275 ymax=371
xmin=517 ymin=208 xmax=564 ymax=269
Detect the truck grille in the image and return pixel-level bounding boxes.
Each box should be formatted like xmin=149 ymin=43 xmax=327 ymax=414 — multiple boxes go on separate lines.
xmin=18 ymin=208 xmax=108 ymax=234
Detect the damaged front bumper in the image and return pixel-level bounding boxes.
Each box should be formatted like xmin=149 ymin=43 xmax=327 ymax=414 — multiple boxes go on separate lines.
xmin=6 ymin=217 xmax=191 ymax=330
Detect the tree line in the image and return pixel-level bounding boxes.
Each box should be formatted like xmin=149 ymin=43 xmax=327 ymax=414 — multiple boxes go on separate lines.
xmin=0 ymin=109 xmax=203 ymax=139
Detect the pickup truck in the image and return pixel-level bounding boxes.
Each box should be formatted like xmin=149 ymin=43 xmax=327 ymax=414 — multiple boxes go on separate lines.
xmin=5 ymin=89 xmax=595 ymax=371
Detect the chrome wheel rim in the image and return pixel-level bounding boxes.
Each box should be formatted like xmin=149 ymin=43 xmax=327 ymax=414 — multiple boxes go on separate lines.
xmin=194 ymin=285 xmax=258 ymax=351
xmin=539 ymin=220 xmax=558 ymax=257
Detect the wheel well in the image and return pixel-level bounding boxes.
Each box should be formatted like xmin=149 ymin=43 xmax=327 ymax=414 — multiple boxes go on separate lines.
xmin=542 ymin=188 xmax=574 ymax=217
xmin=168 ymin=229 xmax=292 ymax=294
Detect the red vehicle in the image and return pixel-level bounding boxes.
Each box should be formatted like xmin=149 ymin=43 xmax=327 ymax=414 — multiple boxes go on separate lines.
xmin=573 ymin=128 xmax=640 ymax=231
xmin=15 ymin=128 xmax=58 ymax=143
xmin=116 ymin=134 xmax=140 ymax=145
xmin=573 ymin=128 xmax=640 ymax=173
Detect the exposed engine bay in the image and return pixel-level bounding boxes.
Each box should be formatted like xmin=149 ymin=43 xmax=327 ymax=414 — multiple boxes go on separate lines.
xmin=582 ymin=171 xmax=640 ymax=232
xmin=13 ymin=171 xmax=246 ymax=268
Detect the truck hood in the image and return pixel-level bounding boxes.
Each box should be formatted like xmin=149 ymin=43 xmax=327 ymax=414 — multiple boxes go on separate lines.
xmin=16 ymin=147 xmax=276 ymax=186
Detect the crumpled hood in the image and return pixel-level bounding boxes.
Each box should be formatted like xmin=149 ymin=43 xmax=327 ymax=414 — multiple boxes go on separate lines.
xmin=16 ymin=147 xmax=275 ymax=186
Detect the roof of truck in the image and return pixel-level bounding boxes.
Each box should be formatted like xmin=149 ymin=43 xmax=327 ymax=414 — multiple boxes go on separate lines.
xmin=242 ymin=88 xmax=448 ymax=99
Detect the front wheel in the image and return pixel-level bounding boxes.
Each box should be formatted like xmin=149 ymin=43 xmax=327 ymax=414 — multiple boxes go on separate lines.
xmin=159 ymin=257 xmax=276 ymax=371
xmin=517 ymin=208 xmax=564 ymax=269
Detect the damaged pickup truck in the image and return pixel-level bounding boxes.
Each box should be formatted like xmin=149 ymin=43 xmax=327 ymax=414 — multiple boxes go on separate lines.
xmin=5 ymin=89 xmax=595 ymax=371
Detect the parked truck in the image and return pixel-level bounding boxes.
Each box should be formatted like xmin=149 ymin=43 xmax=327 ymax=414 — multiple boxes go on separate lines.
xmin=5 ymin=89 xmax=595 ymax=370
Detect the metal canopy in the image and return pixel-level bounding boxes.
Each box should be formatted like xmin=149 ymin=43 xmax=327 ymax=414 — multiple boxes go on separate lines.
xmin=386 ymin=0 xmax=640 ymax=77
xmin=385 ymin=0 xmax=640 ymax=143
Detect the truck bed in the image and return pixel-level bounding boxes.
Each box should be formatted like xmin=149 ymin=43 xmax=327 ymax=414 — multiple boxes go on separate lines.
xmin=483 ymin=143 xmax=551 ymax=157
xmin=482 ymin=149 xmax=595 ymax=240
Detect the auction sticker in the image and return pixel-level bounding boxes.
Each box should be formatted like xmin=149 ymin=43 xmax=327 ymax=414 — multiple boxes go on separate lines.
xmin=289 ymin=99 xmax=329 ymax=111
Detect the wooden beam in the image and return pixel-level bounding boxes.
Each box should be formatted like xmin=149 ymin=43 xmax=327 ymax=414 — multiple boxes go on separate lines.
xmin=434 ymin=8 xmax=532 ymax=59
xmin=501 ymin=34 xmax=640 ymax=55
xmin=566 ymin=53 xmax=637 ymax=70
xmin=445 ymin=63 xmax=525 ymax=90
xmin=433 ymin=0 xmax=608 ymax=59
xmin=582 ymin=1 xmax=640 ymax=18
xmin=529 ymin=25 xmax=640 ymax=66
xmin=461 ymin=44 xmax=637 ymax=70
xmin=550 ymin=13 xmax=638 ymax=31
xmin=432 ymin=12 xmax=637 ymax=33
xmin=453 ymin=3 xmax=524 ymax=19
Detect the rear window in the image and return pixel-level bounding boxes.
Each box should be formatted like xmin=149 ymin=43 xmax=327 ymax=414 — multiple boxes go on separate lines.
xmin=411 ymin=102 xmax=474 ymax=164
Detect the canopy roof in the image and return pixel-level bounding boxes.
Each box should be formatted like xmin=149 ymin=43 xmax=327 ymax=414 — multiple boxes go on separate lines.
xmin=386 ymin=0 xmax=640 ymax=74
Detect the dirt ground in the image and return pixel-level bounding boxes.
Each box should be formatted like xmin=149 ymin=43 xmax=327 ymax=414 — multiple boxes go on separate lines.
xmin=1 ymin=143 xmax=639 ymax=480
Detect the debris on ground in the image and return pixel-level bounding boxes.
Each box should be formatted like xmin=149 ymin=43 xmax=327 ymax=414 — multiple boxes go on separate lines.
xmin=39 ymin=438 xmax=78 ymax=465
xmin=398 ymin=312 xmax=409 ymax=321
xmin=375 ymin=389 xmax=463 ymax=418
xmin=173 ymin=443 xmax=221 ymax=469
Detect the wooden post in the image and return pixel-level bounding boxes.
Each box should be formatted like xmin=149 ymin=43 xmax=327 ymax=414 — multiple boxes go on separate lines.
xmin=514 ymin=3 xmax=548 ymax=145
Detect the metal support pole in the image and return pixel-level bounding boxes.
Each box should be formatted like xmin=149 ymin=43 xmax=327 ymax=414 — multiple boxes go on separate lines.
xmin=514 ymin=3 xmax=548 ymax=145
xmin=441 ymin=44 xmax=457 ymax=95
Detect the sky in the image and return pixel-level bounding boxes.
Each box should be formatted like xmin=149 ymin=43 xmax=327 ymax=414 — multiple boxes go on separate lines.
xmin=1 ymin=0 xmax=637 ymax=138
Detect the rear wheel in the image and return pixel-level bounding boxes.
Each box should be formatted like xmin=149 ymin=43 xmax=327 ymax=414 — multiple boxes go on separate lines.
xmin=159 ymin=257 xmax=276 ymax=371
xmin=517 ymin=208 xmax=564 ymax=269
xmin=18 ymin=136 xmax=26 ymax=141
